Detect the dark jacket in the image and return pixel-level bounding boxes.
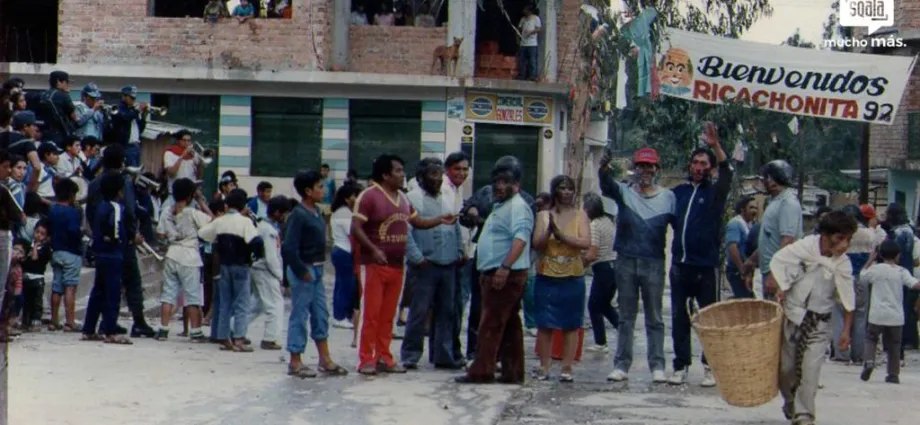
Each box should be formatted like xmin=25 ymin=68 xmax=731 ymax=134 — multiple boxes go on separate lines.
xmin=670 ymin=160 xmax=733 ymax=267
xmin=281 ymin=203 xmax=326 ymax=279
xmin=92 ymin=200 xmax=128 ymax=257
xmin=87 ymin=170 xmax=138 ymax=240
xmin=109 ymin=102 xmax=147 ymax=147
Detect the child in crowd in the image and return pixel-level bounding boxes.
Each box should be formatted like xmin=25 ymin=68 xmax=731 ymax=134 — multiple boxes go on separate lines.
xmin=20 ymin=222 xmax=52 ymax=331
xmin=0 ymin=240 xmax=24 ymax=341
xmin=156 ymin=178 xmax=212 ymax=342
xmin=198 ymin=189 xmax=264 ymax=352
xmin=82 ymin=173 xmax=131 ymax=344
xmin=250 ymin=196 xmax=290 ymax=350
xmin=859 ymin=239 xmax=920 ymax=384
xmin=203 ymin=198 xmax=226 ymax=335
xmin=36 ymin=142 xmax=62 ymax=201
xmin=56 ymin=137 xmax=82 ymax=177
xmin=18 ymin=192 xmax=44 ymax=243
xmin=48 ymin=179 xmax=83 ymax=332
xmin=768 ymin=211 xmax=857 ymax=425
xmin=8 ymin=154 xmax=26 ymax=210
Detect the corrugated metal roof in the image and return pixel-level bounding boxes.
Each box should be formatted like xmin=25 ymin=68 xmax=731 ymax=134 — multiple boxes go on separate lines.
xmin=141 ymin=120 xmax=202 ymax=140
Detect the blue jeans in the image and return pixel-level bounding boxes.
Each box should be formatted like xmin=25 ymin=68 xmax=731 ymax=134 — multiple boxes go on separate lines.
xmin=523 ymin=274 xmax=536 ymax=329
xmin=331 ymin=248 xmax=357 ymax=321
xmin=125 ymin=143 xmax=141 ymax=167
xmin=210 ymin=277 xmax=221 ymax=340
xmin=452 ymin=260 xmax=474 ymax=361
xmin=81 ymin=255 xmax=123 ymax=335
xmin=726 ymin=268 xmax=754 ymax=299
xmin=614 ymin=256 xmax=666 ymax=373
xmin=216 ymin=265 xmax=252 ymax=341
xmin=286 ymin=265 xmax=329 ymax=354
xmin=400 ymin=263 xmax=458 ymax=366
xmin=517 ymin=46 xmax=539 ymax=80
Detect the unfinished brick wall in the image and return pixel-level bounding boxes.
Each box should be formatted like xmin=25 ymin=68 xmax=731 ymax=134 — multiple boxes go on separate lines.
xmin=57 ymin=0 xmax=331 ymax=71
xmin=347 ymin=26 xmax=446 ymax=75
xmin=897 ymin=0 xmax=920 ymax=29
xmin=870 ymin=48 xmax=920 ymax=169
xmin=556 ymin=0 xmax=584 ymax=84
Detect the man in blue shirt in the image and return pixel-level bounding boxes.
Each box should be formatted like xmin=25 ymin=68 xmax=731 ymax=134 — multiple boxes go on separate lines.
xmin=401 ymin=158 xmax=464 ymax=370
xmin=74 ymin=83 xmax=106 ymax=142
xmin=599 ymin=147 xmax=675 ymax=384
xmin=455 ymin=156 xmax=533 ymax=384
xmin=725 ymin=196 xmax=758 ymax=299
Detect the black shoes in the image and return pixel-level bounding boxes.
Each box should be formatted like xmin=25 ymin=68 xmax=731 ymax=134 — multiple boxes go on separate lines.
xmin=860 ymin=365 xmax=874 ymax=382
xmin=154 ymin=329 xmax=169 ymax=341
xmin=885 ymin=375 xmax=900 ymax=384
xmin=130 ymin=324 xmax=156 ymax=338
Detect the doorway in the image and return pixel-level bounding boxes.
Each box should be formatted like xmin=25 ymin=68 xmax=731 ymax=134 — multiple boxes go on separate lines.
xmin=472 ymin=123 xmax=540 ymax=195
xmin=0 ymin=0 xmax=58 ymax=63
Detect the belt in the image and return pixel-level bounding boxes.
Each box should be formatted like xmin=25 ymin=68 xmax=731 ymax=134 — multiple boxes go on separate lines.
xmin=805 ymin=311 xmax=832 ymax=322
xmin=312 ymin=262 xmax=325 ymax=266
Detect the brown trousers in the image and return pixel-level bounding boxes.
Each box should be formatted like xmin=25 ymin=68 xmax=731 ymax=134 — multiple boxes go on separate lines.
xmin=466 ymin=270 xmax=527 ymax=383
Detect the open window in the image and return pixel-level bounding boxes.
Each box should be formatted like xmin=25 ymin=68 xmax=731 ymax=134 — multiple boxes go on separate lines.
xmin=0 ymin=0 xmax=58 ymax=63
xmin=474 ymin=0 xmax=533 ymax=79
xmin=150 ymin=1 xmax=291 ymax=19
xmin=350 ymin=0 xmax=447 ymax=27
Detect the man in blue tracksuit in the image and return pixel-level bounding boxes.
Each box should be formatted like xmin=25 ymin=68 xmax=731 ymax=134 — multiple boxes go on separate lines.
xmin=668 ymin=122 xmax=732 ymax=387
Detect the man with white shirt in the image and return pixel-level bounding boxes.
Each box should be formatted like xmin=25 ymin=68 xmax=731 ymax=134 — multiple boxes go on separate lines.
xmin=164 ymin=130 xmax=203 ymax=191
xmin=441 ymin=151 xmax=472 ymax=361
xmin=517 ymin=4 xmax=542 ymax=81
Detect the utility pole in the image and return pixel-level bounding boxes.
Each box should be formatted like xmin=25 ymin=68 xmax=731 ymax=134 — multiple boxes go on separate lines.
xmin=860 ymin=123 xmax=871 ymax=204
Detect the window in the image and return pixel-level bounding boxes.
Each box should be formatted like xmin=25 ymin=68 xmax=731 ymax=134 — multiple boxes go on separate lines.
xmin=251 ymin=97 xmax=323 ymax=177
xmin=349 ymin=100 xmax=421 ymax=178
xmin=151 ymin=1 xmax=289 ymax=19
xmin=0 ymin=0 xmax=58 ymax=63
xmin=908 ymin=112 xmax=920 ymax=160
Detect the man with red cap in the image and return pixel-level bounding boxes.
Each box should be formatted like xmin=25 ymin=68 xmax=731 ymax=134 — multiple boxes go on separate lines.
xmin=599 ymin=146 xmax=676 ymax=383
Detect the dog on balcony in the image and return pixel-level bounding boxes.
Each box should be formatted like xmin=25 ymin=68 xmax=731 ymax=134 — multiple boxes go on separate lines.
xmin=431 ymin=37 xmax=464 ymax=76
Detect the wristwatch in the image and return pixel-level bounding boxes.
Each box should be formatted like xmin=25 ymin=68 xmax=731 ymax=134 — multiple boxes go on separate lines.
xmin=500 ymin=264 xmax=512 ymax=270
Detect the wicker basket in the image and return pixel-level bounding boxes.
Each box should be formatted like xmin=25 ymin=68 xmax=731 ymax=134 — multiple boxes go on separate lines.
xmin=691 ymin=299 xmax=784 ymax=407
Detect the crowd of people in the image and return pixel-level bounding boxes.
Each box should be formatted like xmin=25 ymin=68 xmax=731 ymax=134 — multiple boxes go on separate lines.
xmin=3 ymin=70 xmax=920 ymax=425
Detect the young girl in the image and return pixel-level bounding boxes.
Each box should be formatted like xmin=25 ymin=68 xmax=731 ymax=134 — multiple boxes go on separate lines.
xmin=20 ymin=222 xmax=52 ymax=331
xmin=768 ymin=210 xmax=858 ymax=425
xmin=583 ymin=193 xmax=618 ymax=353
xmin=0 ymin=241 xmax=25 ymax=341
xmin=330 ymin=183 xmax=363 ymax=332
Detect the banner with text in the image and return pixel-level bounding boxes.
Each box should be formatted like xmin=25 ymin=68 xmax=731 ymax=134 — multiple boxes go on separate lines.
xmin=657 ymin=28 xmax=916 ymax=124
xmin=465 ymin=93 xmax=553 ymax=125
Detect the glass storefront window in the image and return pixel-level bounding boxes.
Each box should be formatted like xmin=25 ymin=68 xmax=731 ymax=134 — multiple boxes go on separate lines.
xmin=349 ymin=100 xmax=421 ymax=180
xmin=251 ymin=97 xmax=323 ymax=177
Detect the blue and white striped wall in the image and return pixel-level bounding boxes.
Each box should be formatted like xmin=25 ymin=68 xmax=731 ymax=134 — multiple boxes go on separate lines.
xmin=218 ymin=95 xmax=252 ymax=178
xmin=421 ymin=100 xmax=447 ymax=159
xmin=321 ymin=98 xmax=350 ymax=182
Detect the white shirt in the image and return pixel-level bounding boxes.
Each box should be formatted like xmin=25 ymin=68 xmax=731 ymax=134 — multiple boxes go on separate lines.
xmin=56 ymin=152 xmax=80 ymax=177
xmin=37 ymin=165 xmax=54 ymax=198
xmin=332 ymin=206 xmax=353 ymax=253
xmin=861 ymin=263 xmax=918 ymax=326
xmin=441 ymin=178 xmax=473 ymax=257
xmin=350 ymin=11 xmax=367 ymax=25
xmin=129 ymin=120 xmax=140 ymax=144
xmin=163 ymin=150 xmax=198 ymax=193
xmin=519 ymin=15 xmax=542 ymax=47
xmin=158 ymin=207 xmax=211 ymax=267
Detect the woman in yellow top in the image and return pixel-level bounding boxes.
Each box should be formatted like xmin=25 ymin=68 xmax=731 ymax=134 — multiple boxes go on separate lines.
xmin=532 ymin=175 xmax=590 ymax=382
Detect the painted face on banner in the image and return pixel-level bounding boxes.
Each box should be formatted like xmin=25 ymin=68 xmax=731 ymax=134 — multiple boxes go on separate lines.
xmin=659 ymin=48 xmax=693 ymax=91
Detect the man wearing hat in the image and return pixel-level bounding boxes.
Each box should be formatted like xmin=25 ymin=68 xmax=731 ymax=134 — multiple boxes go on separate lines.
xmin=36 ymin=142 xmax=64 ymax=200
xmin=110 ymin=85 xmax=149 ymax=167
xmin=3 ymin=111 xmax=44 ymax=192
xmin=35 ymin=70 xmax=78 ymax=147
xmin=598 ymin=146 xmax=676 ymax=384
xmin=74 ymin=83 xmax=106 ymax=142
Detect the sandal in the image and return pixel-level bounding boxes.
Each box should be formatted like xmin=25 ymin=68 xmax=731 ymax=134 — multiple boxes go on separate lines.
xmin=288 ymin=364 xmax=318 ymax=379
xmin=559 ymin=373 xmax=575 ymax=383
xmin=47 ymin=323 xmax=63 ymax=332
xmin=81 ymin=334 xmax=104 ymax=341
xmin=104 ymin=336 xmax=134 ymax=345
xmin=318 ymin=363 xmax=349 ymax=376
xmin=62 ymin=323 xmax=81 ymax=333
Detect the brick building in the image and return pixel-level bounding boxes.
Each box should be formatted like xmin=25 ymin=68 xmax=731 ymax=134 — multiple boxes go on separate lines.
xmin=867 ymin=0 xmax=920 ymax=218
xmin=0 ymin=0 xmax=592 ymax=197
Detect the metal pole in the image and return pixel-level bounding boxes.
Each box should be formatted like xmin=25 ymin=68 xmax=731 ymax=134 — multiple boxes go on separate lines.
xmin=860 ymin=123 xmax=871 ymax=204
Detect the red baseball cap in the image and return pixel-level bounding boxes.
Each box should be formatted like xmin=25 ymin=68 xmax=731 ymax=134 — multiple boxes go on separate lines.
xmin=859 ymin=204 xmax=877 ymax=220
xmin=633 ymin=147 xmax=660 ymax=165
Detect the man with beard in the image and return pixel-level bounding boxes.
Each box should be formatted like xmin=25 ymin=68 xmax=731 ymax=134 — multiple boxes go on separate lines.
xmin=401 ymin=158 xmax=465 ymax=369
xmin=598 ymin=147 xmax=675 ymax=384
xmin=455 ymin=156 xmax=534 ymax=384
xmin=667 ymin=123 xmax=731 ymax=387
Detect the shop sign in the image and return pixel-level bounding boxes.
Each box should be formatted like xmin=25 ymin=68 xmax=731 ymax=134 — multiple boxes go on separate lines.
xmin=465 ymin=93 xmax=554 ymax=125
